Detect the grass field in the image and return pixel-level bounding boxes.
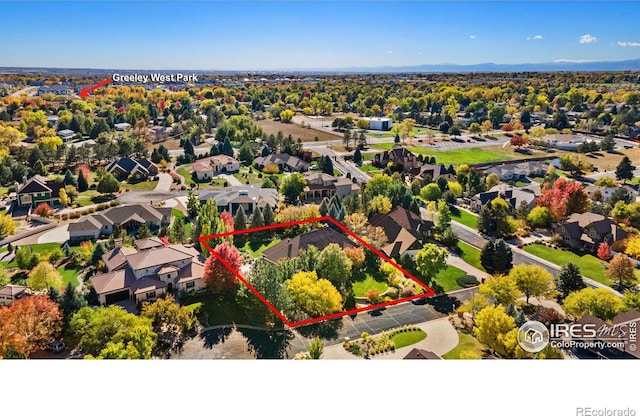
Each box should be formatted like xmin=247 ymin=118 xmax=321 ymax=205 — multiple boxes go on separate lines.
xmin=184 ymin=292 xmax=261 ymax=327
xmin=442 ymin=331 xmax=485 ymax=359
xmin=238 ymin=238 xmax=282 ymax=258
xmin=57 ymin=264 xmax=80 ymax=288
xmin=176 ymin=165 xmax=194 ymax=185
xmin=451 ymin=209 xmax=478 ymax=229
xmin=522 ymin=244 xmax=640 ymax=286
xmin=256 ymin=118 xmax=341 ymax=143
xmin=457 ymin=241 xmax=485 ymax=272
xmin=119 ymin=181 xmax=157 ymax=191
xmin=353 ymin=274 xmax=389 ymax=297
xmin=433 ymin=265 xmax=466 ymax=293
xmin=74 ymin=190 xmax=101 ymax=207
xmin=391 ymin=329 xmax=427 ymax=349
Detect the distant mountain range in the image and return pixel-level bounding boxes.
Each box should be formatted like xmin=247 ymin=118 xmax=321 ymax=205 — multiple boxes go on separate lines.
xmin=1 ymin=58 xmax=640 ymax=75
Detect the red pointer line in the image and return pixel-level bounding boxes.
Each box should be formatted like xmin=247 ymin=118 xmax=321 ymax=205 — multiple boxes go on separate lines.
xmin=78 ymin=77 xmax=113 ymax=98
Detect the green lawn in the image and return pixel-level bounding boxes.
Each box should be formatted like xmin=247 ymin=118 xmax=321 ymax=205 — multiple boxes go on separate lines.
xmin=391 ymin=329 xmax=427 ymax=349
xmin=522 ymin=244 xmax=640 ymax=286
xmin=353 ymin=274 xmax=389 ymax=297
xmin=457 ymin=241 xmax=485 ymax=272
xmin=176 ymin=165 xmax=194 ymax=185
xmin=238 ymin=238 xmax=282 ymax=258
xmin=119 ymin=180 xmax=157 ymax=191
xmin=183 ymin=292 xmax=263 ymax=327
xmin=370 ymin=142 xmax=395 ymax=150
xmin=57 ymin=264 xmax=80 ymax=288
xmin=233 ymin=168 xmax=264 ymax=185
xmin=361 ymin=152 xmax=377 ymax=161
xmin=74 ymin=190 xmax=101 ymax=207
xmin=359 ymin=164 xmax=381 ymax=173
xmin=406 ymin=147 xmax=515 ymax=165
xmin=451 ymin=209 xmax=478 ymax=229
xmin=443 ymin=332 xmax=485 ymax=359
xmin=433 ymin=265 xmax=466 ymax=293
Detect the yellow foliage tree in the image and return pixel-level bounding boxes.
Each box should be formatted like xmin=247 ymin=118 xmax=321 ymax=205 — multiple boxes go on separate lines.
xmin=285 ymin=271 xmax=342 ymax=317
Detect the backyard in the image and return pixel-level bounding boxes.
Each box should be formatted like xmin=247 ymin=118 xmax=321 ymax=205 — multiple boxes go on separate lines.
xmin=183 ymin=291 xmax=264 ymax=327
xmin=452 ymin=208 xmax=478 ymax=229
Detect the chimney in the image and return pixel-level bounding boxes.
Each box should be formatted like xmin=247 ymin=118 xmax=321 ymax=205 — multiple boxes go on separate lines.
xmin=22 ymin=176 xmax=27 ymax=185
xmin=286 ymin=239 xmax=292 ymax=258
xmin=114 ymin=238 xmax=123 ymax=249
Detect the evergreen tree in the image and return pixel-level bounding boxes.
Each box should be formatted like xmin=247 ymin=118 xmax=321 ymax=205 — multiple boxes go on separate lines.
xmin=150 ymin=148 xmax=162 ymax=164
xmin=262 ymin=204 xmax=275 ymax=226
xmin=234 ymin=206 xmax=247 ymax=232
xmin=322 ymin=155 xmax=334 ymax=176
xmin=170 ymin=216 xmax=186 ymax=243
xmin=319 ymin=197 xmax=331 ymax=216
xmin=353 ymin=148 xmax=362 ymax=165
xmin=616 ymin=156 xmax=634 ymax=182
xmin=183 ymin=138 xmax=195 ymax=158
xmin=91 ymin=242 xmax=107 ymax=267
xmin=137 ymin=223 xmax=152 ymax=239
xmin=63 ymin=169 xmax=78 ymax=187
xmin=249 ymin=206 xmax=265 ymax=229
xmin=186 ymin=190 xmax=200 ymax=218
xmin=77 ymin=170 xmax=89 ymax=192
xmin=221 ymin=137 xmax=234 ymax=157
xmin=261 ymin=146 xmax=270 ymax=157
xmin=480 ymin=239 xmax=513 ymax=275
xmin=34 ymin=159 xmax=47 ymax=176
xmin=555 ymin=262 xmax=586 ymax=299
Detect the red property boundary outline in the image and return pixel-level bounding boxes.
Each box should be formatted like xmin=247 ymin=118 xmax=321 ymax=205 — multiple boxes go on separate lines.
xmin=198 ymin=216 xmax=436 ymax=328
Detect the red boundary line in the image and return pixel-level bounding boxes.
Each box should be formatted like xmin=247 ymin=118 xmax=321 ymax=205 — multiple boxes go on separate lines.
xmin=199 ymin=216 xmax=436 ymax=328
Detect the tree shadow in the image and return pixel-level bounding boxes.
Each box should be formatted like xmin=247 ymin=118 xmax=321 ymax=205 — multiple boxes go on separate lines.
xmin=236 ymin=327 xmax=294 ymax=359
xmin=295 ymin=318 xmax=344 ymax=341
xmin=427 ymin=294 xmax=461 ymax=314
xmin=200 ymin=326 xmax=233 ymax=349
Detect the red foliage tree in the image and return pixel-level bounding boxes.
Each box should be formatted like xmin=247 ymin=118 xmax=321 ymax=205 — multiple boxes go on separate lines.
xmin=117 ymin=106 xmax=126 ymax=114
xmin=501 ymin=124 xmax=515 ymax=132
xmin=158 ymin=101 xmax=167 ymax=111
xmin=597 ymin=242 xmax=611 ymax=261
xmin=536 ymin=178 xmax=590 ymax=222
xmin=0 ymin=295 xmax=62 ymax=358
xmin=74 ymin=163 xmax=91 ymax=179
xmin=220 ymin=211 xmax=234 ymax=233
xmin=510 ymin=135 xmax=528 ymax=147
xmin=34 ymin=202 xmax=53 ymax=218
xmin=202 ymin=241 xmax=242 ymax=293
xmin=160 ymin=235 xmax=169 ymax=246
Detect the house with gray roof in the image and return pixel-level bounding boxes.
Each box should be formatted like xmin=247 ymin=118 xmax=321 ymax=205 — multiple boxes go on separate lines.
xmin=198 ymin=186 xmax=278 ymax=215
xmin=262 ymin=227 xmax=356 ymax=264
xmin=254 ymin=153 xmax=309 ymax=173
xmin=470 ymin=184 xmax=541 ymax=214
xmin=485 ymin=161 xmax=547 ymax=181
xmin=67 ymin=204 xmax=171 ymax=242
xmin=91 ymin=239 xmax=204 ymax=305
xmin=105 ymin=157 xmax=158 ymax=181
xmin=0 ymin=285 xmax=29 ymax=307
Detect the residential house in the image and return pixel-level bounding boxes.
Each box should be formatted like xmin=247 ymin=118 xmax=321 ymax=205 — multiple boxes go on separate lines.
xmin=15 ymin=175 xmax=63 ymax=208
xmin=372 ymin=146 xmax=421 ymax=172
xmin=57 ymin=129 xmax=76 ymax=142
xmin=414 ymin=163 xmax=455 ymax=182
xmin=0 ymin=285 xmax=28 ymax=307
xmin=302 ymin=172 xmax=360 ymax=202
xmin=67 ymin=204 xmax=172 ymax=242
xmin=484 ymin=161 xmax=547 ymax=181
xmin=148 ymin=125 xmax=173 ymax=142
xmin=540 ymin=134 xmax=600 ymax=151
xmin=105 ymin=158 xmax=159 ymax=181
xmin=254 ymin=153 xmax=309 ymax=173
xmin=361 ymin=117 xmax=393 ymax=131
xmin=198 ymin=186 xmax=278 ymax=216
xmin=583 ymin=184 xmax=637 ymax=203
xmin=556 ymin=212 xmax=627 ymax=252
xmin=192 ymin=155 xmax=240 ymax=181
xmin=573 ymin=311 xmax=640 ymax=359
xmin=262 ymin=227 xmax=356 ymax=264
xmin=470 ymin=184 xmax=541 ymax=214
xmin=368 ymin=206 xmax=434 ymax=259
xmin=114 ymin=122 xmax=131 ymax=131
xmin=90 ymin=239 xmax=205 ymax=305
xmin=403 ymin=348 xmax=442 ymax=360
xmin=36 ymin=85 xmax=70 ymax=96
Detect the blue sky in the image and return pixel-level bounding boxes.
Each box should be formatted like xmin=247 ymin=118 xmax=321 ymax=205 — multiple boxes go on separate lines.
xmin=0 ymin=1 xmax=639 ymax=70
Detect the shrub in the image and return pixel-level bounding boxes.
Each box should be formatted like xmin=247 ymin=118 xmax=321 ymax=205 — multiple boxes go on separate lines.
xmin=456 ymin=275 xmax=480 ymax=288
xmin=33 ymin=203 xmax=54 ymax=218
xmin=109 ymin=200 xmax=120 ymax=207
xmin=69 ymin=213 xmax=81 ymax=219
xmin=401 ymin=285 xmax=416 ymax=297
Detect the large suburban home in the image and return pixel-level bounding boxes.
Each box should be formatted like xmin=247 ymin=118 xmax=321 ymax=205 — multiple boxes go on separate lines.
xmin=198 ymin=186 xmax=278 ymax=216
xmin=67 ymin=204 xmax=172 ymax=242
xmin=105 ymin=157 xmax=159 ymax=181
xmin=90 ymin=239 xmax=205 ymax=305
xmin=484 ymin=161 xmax=547 ymax=181
xmin=15 ymin=175 xmax=63 ymax=208
xmin=192 ymin=155 xmax=240 ymax=181
xmin=470 ymin=183 xmax=541 ymax=214
xmin=556 ymin=212 xmax=627 ymax=252
xmin=302 ymin=172 xmax=360 ymax=202
xmin=262 ymin=227 xmax=356 ymax=264
xmin=254 ymin=153 xmax=309 ymax=173
xmin=368 ymin=206 xmax=434 ymax=259
xmin=372 ymin=146 xmax=420 ymax=172
xmin=414 ymin=163 xmax=455 ymax=182
xmin=0 ymin=285 xmax=29 ymax=307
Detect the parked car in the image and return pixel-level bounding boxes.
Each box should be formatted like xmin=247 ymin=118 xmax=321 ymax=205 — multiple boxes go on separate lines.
xmin=46 ymin=340 xmax=65 ymax=353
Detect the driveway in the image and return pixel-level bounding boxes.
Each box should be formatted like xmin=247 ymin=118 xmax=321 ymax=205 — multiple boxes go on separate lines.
xmin=118 ymin=190 xmax=188 ymax=205
xmin=154 ymin=173 xmax=172 ymax=192
xmin=37 ymin=224 xmax=69 ymax=244
xmin=218 ymin=173 xmax=242 ymax=187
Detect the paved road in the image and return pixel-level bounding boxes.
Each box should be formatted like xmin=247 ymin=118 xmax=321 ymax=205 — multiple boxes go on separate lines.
xmin=307 ymin=144 xmax=371 ymax=183
xmin=118 ymin=190 xmax=188 ymax=205
xmin=168 ymin=147 xmax=210 ymax=157
xmin=11 ymin=86 xmax=37 ymax=98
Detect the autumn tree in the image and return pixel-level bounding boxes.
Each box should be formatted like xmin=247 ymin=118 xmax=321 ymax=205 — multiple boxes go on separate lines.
xmin=509 ymin=264 xmax=556 ymax=304
xmin=606 ymin=253 xmax=637 ymax=289
xmin=415 ymin=243 xmax=448 ymax=284
xmin=193 ymin=199 xmax=231 ymax=254
xmin=343 ymin=212 xmax=368 ymax=235
xmin=317 ymin=243 xmax=353 ymax=292
xmin=479 ymin=274 xmax=522 ymax=306
xmin=536 ymin=178 xmax=589 ymax=221
xmin=285 ymin=271 xmax=342 ymax=317
xmin=474 ymin=305 xmax=528 ymax=358
xmin=597 ymin=242 xmax=611 ymax=261
xmin=33 ymin=202 xmax=53 ymax=218
xmin=0 ymin=211 xmax=17 ymax=240
xmin=97 ymin=172 xmax=120 ymax=195
xmin=368 ymin=195 xmax=392 ymax=215
xmin=420 ymin=183 xmax=442 ymax=202
xmin=0 ymin=295 xmax=62 ymax=358
xmin=279 ymin=172 xmax=307 ymax=204
xmin=69 ymin=306 xmax=157 ymax=359
xmin=457 ymin=293 xmax=491 ymax=321
xmin=202 ymin=241 xmax=242 ymax=293
xmin=563 ymin=288 xmax=623 ymax=321
xmin=15 ymin=245 xmax=40 ymax=270
xmin=306 ymin=336 xmax=324 ymax=359
xmin=140 ymin=295 xmax=196 ymax=350
xmin=27 ymin=261 xmax=63 ymax=291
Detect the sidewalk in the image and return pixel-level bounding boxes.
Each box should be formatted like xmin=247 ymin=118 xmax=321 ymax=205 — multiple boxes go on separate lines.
xmin=446 ymin=253 xmax=491 ymax=281
xmin=321 ymin=317 xmax=459 ymax=360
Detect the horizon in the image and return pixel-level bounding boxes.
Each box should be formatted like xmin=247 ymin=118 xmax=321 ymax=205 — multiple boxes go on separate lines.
xmin=1 ymin=1 xmax=640 ymax=70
